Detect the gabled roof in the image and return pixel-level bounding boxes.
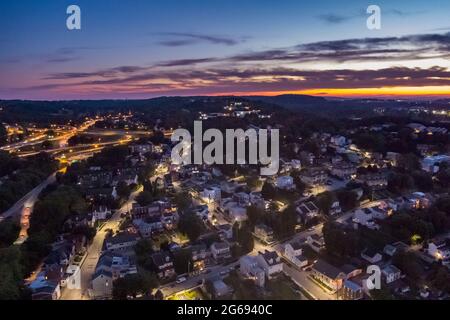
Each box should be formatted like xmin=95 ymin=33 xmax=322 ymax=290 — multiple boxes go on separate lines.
xmin=313 ymin=259 xmax=343 ymax=280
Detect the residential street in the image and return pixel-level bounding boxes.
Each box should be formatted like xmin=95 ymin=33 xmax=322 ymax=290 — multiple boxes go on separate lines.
xmin=60 ymin=186 xmax=143 ymax=300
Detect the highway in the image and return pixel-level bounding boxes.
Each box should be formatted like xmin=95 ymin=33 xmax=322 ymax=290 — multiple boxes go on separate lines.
xmin=0 ymin=172 xmax=57 ymax=222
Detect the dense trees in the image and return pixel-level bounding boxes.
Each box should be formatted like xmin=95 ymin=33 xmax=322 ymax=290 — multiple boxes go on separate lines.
xmin=382 ymin=212 xmax=434 ymax=243
xmin=0 ymin=152 xmax=58 ymax=212
xmin=112 ymin=271 xmax=158 ymax=299
xmin=0 ymin=246 xmax=27 ymax=300
xmin=316 ymin=191 xmax=333 ymax=215
xmin=178 ymin=212 xmax=205 ymax=242
xmin=323 ymin=222 xmax=361 ymax=257
xmin=0 ymin=219 xmax=20 ymax=248
xmin=392 ymin=250 xmax=422 ymax=280
xmin=336 ymin=190 xmax=358 ymax=211
xmin=173 ymin=248 xmax=193 ymax=274
xmin=232 ymin=223 xmax=254 ymax=256
xmin=173 ymin=191 xmax=192 ymax=213
xmin=136 ymin=191 xmax=154 ymax=206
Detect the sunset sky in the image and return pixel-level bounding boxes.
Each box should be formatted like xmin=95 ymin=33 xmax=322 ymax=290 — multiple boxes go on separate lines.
xmin=0 ymin=0 xmax=449 ymax=100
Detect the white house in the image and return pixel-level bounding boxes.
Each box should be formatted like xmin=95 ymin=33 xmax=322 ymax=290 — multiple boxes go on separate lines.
xmin=275 ymin=176 xmax=294 ymax=190
xmin=200 ymin=186 xmax=221 ymax=204
xmin=284 ymin=241 xmax=308 ymax=268
xmin=210 ymin=242 xmax=231 ymax=261
xmin=256 ymin=250 xmax=283 ymax=279
xmin=428 ymin=240 xmax=450 ymax=261
xmin=382 ymin=265 xmax=401 ymax=284
xmin=239 ymin=255 xmax=265 ymax=287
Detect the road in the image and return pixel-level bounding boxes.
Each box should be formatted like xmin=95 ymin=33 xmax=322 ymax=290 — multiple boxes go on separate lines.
xmin=161 ymin=223 xmax=326 ymax=300
xmin=1 ymin=119 xmax=99 ymax=153
xmin=60 ymin=186 xmax=143 ymax=300
xmin=0 ymin=171 xmax=57 ymax=224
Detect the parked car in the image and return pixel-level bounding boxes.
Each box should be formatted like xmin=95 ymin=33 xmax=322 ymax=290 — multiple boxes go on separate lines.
xmin=176 ymin=276 xmax=187 ymax=284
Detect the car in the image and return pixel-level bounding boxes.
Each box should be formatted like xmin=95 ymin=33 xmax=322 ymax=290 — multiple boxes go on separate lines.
xmin=176 ymin=276 xmax=187 ymax=284
xmin=307 ymin=227 xmax=315 ymax=232
xmin=220 ymin=270 xmax=229 ymax=276
xmin=326 ymin=180 xmax=333 ymax=185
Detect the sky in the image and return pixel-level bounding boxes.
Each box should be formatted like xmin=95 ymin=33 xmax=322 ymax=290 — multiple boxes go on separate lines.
xmin=0 ymin=0 xmax=449 ymax=100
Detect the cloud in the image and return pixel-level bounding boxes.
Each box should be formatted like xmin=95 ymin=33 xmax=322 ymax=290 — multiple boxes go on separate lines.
xmin=155 ymin=58 xmax=217 ymax=67
xmin=33 ymin=31 xmax=450 ymax=96
xmin=317 ymin=8 xmax=425 ymax=24
xmin=155 ymin=32 xmax=247 ymax=46
xmin=317 ymin=13 xmax=357 ymax=24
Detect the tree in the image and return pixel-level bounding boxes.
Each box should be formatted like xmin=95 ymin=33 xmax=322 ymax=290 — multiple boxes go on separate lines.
xmin=246 ymin=205 xmax=264 ymax=228
xmin=392 ymin=250 xmax=422 ymax=280
xmin=178 ymin=213 xmax=204 ymax=242
xmin=412 ymin=171 xmax=433 ymax=192
xmin=116 ymin=181 xmax=131 ymax=200
xmin=173 ymin=248 xmax=192 ymax=274
xmin=323 ymin=222 xmax=361 ymax=257
xmin=261 ymin=182 xmax=277 ymax=200
xmin=268 ymin=205 xmax=297 ymax=240
xmin=173 ymin=191 xmax=192 ymax=212
xmin=0 ymin=219 xmax=20 ymax=247
xmin=136 ymin=191 xmax=154 ymax=206
xmin=336 ymin=190 xmax=358 ymax=211
xmin=134 ymin=239 xmax=154 ymax=270
xmin=316 ymin=191 xmax=333 ymax=215
xmin=112 ymin=271 xmax=157 ymax=299
xmin=233 ymin=223 xmax=254 ymax=255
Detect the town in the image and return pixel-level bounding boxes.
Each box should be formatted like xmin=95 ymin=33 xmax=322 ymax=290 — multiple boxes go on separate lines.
xmin=1 ymin=96 xmax=450 ymax=301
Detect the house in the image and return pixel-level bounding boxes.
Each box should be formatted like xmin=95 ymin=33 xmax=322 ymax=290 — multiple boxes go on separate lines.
xmin=284 ymin=241 xmax=308 ymax=269
xmin=190 ymin=244 xmax=209 ymax=272
xmin=29 ymin=274 xmax=61 ymax=300
xmin=129 ymin=142 xmax=153 ymax=154
xmin=104 ymin=232 xmax=139 ymax=253
xmin=256 ymin=250 xmax=283 ymax=279
xmin=239 ymin=255 xmax=265 ymax=287
xmin=306 ymin=234 xmax=325 ymax=252
xmin=340 ymin=264 xmax=363 ymax=280
xmin=421 ymin=155 xmax=450 ymax=173
xmin=91 ymin=206 xmax=111 ymax=221
xmin=223 ymin=202 xmax=247 ymax=223
xmin=200 ymin=186 xmax=221 ymax=204
xmin=254 ymin=224 xmax=275 ymax=243
xmin=94 ymin=252 xmax=137 ymax=285
xmin=428 ymin=240 xmax=450 ymax=261
xmin=217 ymin=224 xmax=233 ymax=240
xmin=300 ymin=168 xmax=328 ymax=186
xmin=339 ymin=280 xmax=363 ymax=300
xmin=311 ymin=260 xmax=345 ymax=292
xmin=92 ymin=269 xmax=113 ymax=298
xmin=275 ymin=175 xmax=294 ymax=190
xmin=211 ymin=279 xmax=233 ymax=299
xmin=331 ymin=162 xmax=357 ymax=179
xmin=382 ymin=265 xmax=401 ymax=284
xmin=329 ymin=199 xmax=342 ymax=216
xmin=210 ymin=242 xmax=231 ymax=262
xmin=356 ymin=173 xmax=388 ymax=189
xmin=361 ymin=248 xmax=383 ymax=264
xmin=151 ymin=251 xmax=176 ymax=280
xmin=60 ymin=264 xmax=81 ymax=290
xmin=192 ymin=205 xmax=210 ymax=221
xmin=232 ymin=192 xmax=250 ymax=207
xmin=296 ymin=201 xmax=319 ymax=224
xmin=331 ymin=135 xmax=347 ymax=147
xmin=383 ymin=244 xmax=397 ymax=257
xmin=353 ymin=208 xmax=379 ymax=230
